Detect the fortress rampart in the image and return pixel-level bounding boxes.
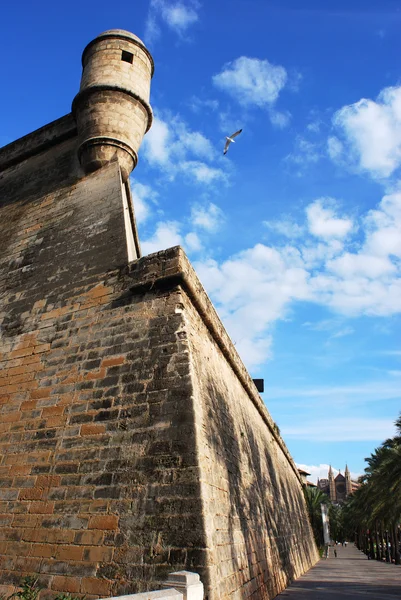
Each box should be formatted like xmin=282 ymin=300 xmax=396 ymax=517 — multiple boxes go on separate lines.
xmin=0 ymin=29 xmax=318 ymax=600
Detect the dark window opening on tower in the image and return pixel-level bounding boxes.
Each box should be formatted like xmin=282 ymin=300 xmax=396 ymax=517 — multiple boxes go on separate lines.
xmin=121 ymin=50 xmax=134 ymax=64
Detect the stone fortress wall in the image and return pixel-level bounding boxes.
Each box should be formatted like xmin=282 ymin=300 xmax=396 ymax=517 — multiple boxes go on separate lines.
xmin=0 ymin=29 xmax=318 ymax=600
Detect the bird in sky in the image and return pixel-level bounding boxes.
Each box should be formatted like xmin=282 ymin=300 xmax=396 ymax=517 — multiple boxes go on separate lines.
xmin=223 ymin=129 xmax=242 ymax=155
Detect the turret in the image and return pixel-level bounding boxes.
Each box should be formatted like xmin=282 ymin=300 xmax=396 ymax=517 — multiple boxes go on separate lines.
xmin=72 ymin=29 xmax=154 ymax=182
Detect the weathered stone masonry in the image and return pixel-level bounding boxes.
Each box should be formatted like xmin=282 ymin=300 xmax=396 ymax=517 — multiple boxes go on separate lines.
xmin=0 ymin=28 xmax=318 ymax=600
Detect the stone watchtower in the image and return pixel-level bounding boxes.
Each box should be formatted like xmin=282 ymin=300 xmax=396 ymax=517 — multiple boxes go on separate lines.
xmin=0 ymin=29 xmax=318 ymax=600
xmin=73 ymin=29 xmax=154 ymax=183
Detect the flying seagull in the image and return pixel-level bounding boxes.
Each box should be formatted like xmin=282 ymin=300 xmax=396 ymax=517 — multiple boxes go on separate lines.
xmin=223 ymin=129 xmax=242 ymax=155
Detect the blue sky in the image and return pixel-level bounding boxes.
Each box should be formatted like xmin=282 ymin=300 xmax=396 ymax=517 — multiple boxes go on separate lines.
xmin=1 ymin=0 xmax=401 ymax=482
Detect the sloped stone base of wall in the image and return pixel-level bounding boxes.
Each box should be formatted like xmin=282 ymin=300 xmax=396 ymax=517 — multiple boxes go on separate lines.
xmin=0 ymin=246 xmax=318 ymax=599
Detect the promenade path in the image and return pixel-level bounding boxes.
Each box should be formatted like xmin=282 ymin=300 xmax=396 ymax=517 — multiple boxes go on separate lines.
xmin=275 ymin=544 xmax=401 ymax=599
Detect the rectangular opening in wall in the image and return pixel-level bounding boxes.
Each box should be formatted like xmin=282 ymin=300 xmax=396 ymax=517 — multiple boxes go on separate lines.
xmin=121 ymin=50 xmax=133 ymax=64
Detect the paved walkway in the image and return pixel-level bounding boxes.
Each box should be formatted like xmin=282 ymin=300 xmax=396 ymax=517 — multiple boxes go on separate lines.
xmin=275 ymin=544 xmax=401 ymax=599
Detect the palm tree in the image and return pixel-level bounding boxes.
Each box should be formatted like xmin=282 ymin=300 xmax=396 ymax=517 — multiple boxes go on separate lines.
xmin=342 ymin=413 xmax=401 ymax=564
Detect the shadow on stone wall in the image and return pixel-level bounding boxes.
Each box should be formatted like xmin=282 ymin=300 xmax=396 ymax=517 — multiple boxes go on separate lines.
xmin=204 ymin=376 xmax=315 ymax=598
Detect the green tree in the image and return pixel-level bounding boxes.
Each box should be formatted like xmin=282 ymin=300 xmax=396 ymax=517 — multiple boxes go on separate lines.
xmin=328 ymin=503 xmax=344 ymax=543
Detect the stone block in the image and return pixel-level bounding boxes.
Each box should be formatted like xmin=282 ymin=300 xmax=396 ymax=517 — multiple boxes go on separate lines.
xmin=162 ymin=571 xmax=203 ymax=600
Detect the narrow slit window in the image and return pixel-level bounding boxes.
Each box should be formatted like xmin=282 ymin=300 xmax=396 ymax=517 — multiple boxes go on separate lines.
xmin=121 ymin=50 xmax=133 ymax=64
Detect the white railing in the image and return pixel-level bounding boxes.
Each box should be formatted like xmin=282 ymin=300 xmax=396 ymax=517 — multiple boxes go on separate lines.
xmin=99 ymin=572 xmax=203 ymax=600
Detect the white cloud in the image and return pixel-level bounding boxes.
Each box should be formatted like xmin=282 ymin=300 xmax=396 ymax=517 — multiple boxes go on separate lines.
xmin=195 ymin=245 xmax=310 ymax=367
xmin=192 ymin=191 xmax=401 ymax=367
xmin=145 ymin=0 xmax=200 ymax=43
xmin=302 ymin=320 xmax=354 ymax=342
xmin=213 ymin=56 xmax=288 ymax=121
xmin=264 ymin=218 xmax=304 ymax=239
xmin=331 ymin=326 xmax=354 ymax=339
xmin=130 ymin=181 xmax=158 ymax=225
xmin=303 ymin=318 xmax=341 ymax=332
xmin=184 ymin=232 xmax=202 ymax=252
xmin=144 ymin=12 xmax=160 ymax=45
xmin=175 ymin=129 xmax=214 ymax=160
xmin=179 ymin=161 xmax=227 ymax=184
xmin=311 ymin=191 xmax=401 ymax=316
xmin=327 ymin=136 xmax=343 ymax=160
xmin=332 ymin=85 xmax=401 ymax=178
xmin=364 ymin=191 xmax=401 ymax=257
xmin=307 ymin=121 xmax=321 ymax=134
xmin=141 ymin=221 xmax=205 ymax=256
xmin=191 ymin=203 xmax=225 ymax=232
xmin=306 ymin=199 xmax=354 ymax=239
xmin=142 ymin=113 xmax=227 ymax=185
xmin=141 ymin=221 xmax=182 ymax=255
xmin=143 ymin=117 xmax=170 ymax=165
xmin=140 ymin=203 xmax=226 ymax=256
xmin=269 ymin=109 xmax=291 ymax=129
xmin=327 ymin=253 xmax=396 ymax=279
xmin=296 ymin=463 xmax=361 ymax=485
xmin=234 ymin=336 xmax=273 ymax=369
xmin=287 ymin=136 xmax=321 ymax=167
xmin=300 ymin=239 xmax=345 ymax=269
xmin=161 ymin=2 xmax=198 ymax=31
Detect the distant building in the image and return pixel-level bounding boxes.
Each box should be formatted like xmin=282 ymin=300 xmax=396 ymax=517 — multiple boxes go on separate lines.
xmin=298 ymin=468 xmax=310 ymax=485
xmin=297 ymin=468 xmax=317 ymax=487
xmin=317 ymin=465 xmax=359 ymax=503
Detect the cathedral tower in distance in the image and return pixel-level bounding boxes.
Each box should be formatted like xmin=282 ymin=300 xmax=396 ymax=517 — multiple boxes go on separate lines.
xmin=318 ymin=465 xmax=360 ymax=504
